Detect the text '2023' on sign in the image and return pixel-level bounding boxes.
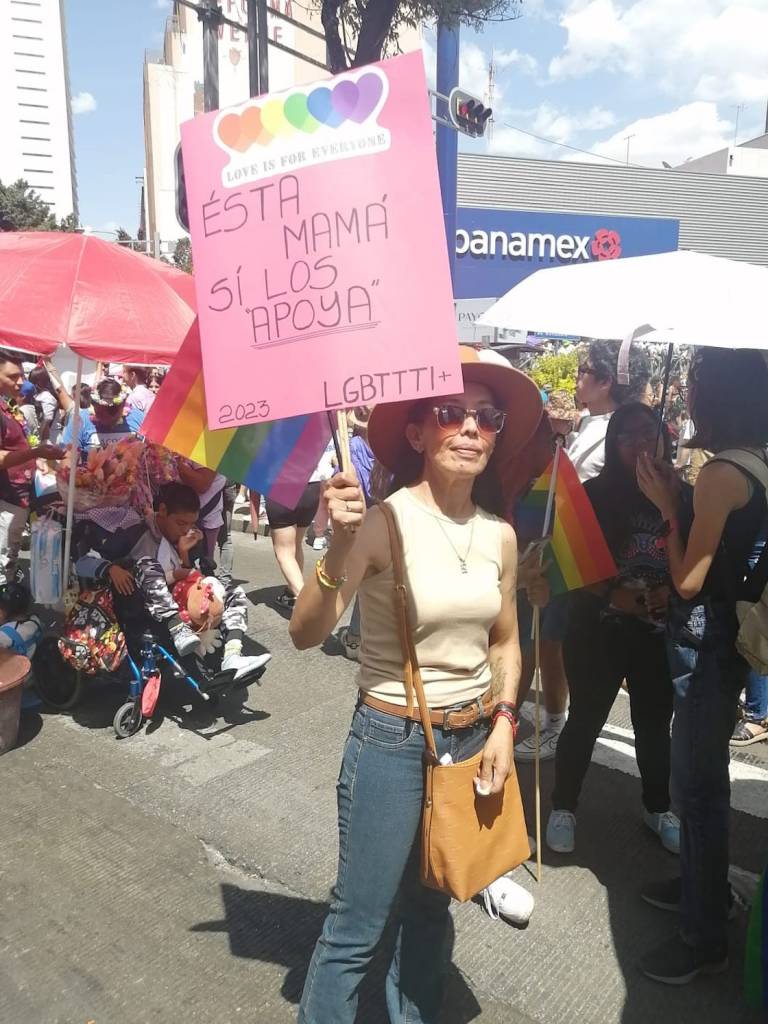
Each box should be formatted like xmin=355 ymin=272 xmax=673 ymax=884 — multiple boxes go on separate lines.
xmin=181 ymin=51 xmax=459 ymax=428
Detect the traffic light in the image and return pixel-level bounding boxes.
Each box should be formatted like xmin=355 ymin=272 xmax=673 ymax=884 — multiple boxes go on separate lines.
xmin=449 ymin=88 xmax=492 ymax=138
xmin=174 ymin=143 xmax=189 ymax=233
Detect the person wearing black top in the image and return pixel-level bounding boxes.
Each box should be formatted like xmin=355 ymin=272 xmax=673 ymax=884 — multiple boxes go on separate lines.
xmin=637 ymin=347 xmax=768 ymax=985
xmin=546 ymin=403 xmax=681 ymax=857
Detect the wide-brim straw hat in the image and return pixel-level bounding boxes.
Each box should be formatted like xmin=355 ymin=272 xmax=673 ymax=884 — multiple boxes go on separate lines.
xmin=368 ymin=345 xmax=544 ymax=480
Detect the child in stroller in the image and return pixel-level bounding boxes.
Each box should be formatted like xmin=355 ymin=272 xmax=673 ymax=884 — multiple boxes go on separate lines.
xmin=73 ymin=483 xmax=271 ymax=689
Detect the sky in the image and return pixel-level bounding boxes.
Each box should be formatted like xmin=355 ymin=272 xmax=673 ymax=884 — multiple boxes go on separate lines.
xmin=65 ymin=0 xmax=768 ymax=235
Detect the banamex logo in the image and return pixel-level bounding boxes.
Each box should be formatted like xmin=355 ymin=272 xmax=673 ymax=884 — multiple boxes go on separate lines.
xmin=214 ymin=69 xmax=387 ymax=155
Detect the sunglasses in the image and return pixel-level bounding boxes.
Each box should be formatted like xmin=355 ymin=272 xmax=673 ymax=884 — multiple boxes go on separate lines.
xmin=432 ymin=404 xmax=506 ymax=435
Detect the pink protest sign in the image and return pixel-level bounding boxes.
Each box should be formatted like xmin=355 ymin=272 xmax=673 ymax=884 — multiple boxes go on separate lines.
xmin=180 ymin=51 xmax=460 ymax=429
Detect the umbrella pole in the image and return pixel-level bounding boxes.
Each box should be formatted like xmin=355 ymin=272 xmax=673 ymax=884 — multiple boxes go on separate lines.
xmin=656 ymin=343 xmax=674 ymax=444
xmin=62 ymin=357 xmax=83 ymax=592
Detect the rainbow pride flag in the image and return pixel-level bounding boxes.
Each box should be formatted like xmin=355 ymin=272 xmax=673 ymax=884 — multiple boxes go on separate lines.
xmin=141 ymin=322 xmax=329 ymax=508
xmin=516 ymin=450 xmax=617 ymax=594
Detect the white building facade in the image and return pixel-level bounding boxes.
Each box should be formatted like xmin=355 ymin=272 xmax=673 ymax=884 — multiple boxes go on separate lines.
xmin=143 ymin=0 xmax=326 ymax=248
xmin=0 ymin=0 xmax=77 ymax=220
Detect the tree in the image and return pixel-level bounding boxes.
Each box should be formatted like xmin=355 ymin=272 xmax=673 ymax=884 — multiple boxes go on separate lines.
xmin=172 ymin=237 xmax=193 ymax=274
xmin=529 ymin=350 xmax=580 ymax=396
xmin=0 ymin=178 xmax=58 ymax=231
xmin=58 ymin=211 xmax=80 ymax=232
xmin=0 ymin=179 xmax=82 ymax=231
xmin=320 ymin=0 xmax=521 ymax=74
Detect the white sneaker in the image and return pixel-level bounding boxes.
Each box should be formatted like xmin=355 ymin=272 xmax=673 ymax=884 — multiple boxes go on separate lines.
xmin=546 ymin=810 xmax=576 ymax=853
xmin=220 ymin=651 xmax=271 ymax=681
xmin=643 ymin=810 xmax=681 ymax=855
xmin=312 ymin=537 xmax=327 ymax=551
xmin=481 ymin=876 xmax=535 ymax=925
xmin=514 ymin=726 xmax=562 ymax=763
xmin=170 ymin=620 xmax=201 ymax=658
xmin=518 ymin=702 xmax=537 ymax=725
xmin=338 ymin=627 xmax=360 ymax=662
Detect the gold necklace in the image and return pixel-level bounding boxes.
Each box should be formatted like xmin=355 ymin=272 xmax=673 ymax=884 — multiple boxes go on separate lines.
xmin=434 ymin=515 xmax=475 ymax=574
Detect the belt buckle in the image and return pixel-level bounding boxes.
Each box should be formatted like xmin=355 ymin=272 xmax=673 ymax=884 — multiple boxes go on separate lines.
xmin=442 ymin=699 xmax=473 ymax=731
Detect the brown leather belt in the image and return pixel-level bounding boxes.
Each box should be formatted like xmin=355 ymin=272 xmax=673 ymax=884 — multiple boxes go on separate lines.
xmin=361 ymin=689 xmax=494 ymax=731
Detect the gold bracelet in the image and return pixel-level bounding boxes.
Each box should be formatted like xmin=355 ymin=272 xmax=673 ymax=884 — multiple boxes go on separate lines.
xmin=315 ymin=556 xmax=347 ymax=590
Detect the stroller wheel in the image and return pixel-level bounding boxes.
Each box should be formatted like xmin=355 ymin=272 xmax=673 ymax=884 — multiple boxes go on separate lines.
xmin=113 ymin=700 xmax=143 ymax=739
xmin=33 ymin=637 xmax=85 ymax=711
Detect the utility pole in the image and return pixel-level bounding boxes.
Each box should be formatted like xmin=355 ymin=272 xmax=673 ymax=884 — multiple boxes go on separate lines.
xmin=435 ymin=21 xmax=460 ymax=291
xmin=733 ymin=104 xmax=744 ymax=144
xmin=624 ymin=133 xmax=635 ymax=165
xmin=199 ymin=0 xmax=220 ymax=111
xmin=245 ymin=0 xmax=269 ymax=97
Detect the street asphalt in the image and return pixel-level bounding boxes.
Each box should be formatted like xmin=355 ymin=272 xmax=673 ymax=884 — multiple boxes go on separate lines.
xmin=2 ymin=512 xmax=767 ymax=1024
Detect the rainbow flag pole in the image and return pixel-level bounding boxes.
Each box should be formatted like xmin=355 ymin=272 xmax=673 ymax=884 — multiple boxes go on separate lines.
xmin=531 ymin=437 xmax=563 ymax=885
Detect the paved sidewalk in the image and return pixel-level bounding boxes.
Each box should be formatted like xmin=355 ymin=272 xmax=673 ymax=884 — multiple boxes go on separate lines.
xmin=2 ymin=529 xmax=767 ymax=1024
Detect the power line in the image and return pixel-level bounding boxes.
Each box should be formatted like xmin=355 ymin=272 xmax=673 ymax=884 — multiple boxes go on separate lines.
xmin=497 ymin=120 xmax=650 ymax=167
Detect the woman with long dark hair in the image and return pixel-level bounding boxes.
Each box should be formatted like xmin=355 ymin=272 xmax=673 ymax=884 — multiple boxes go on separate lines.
xmin=547 ymin=402 xmax=680 ymax=856
xmin=289 ymin=346 xmax=545 ymax=1023
xmin=637 ymin=347 xmax=768 ymax=984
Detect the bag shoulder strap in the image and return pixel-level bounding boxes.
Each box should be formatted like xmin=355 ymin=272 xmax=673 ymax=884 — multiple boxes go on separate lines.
xmin=710 ymin=448 xmax=768 ymax=492
xmin=378 ymin=501 xmax=438 ymax=762
xmin=709 ymin=448 xmax=768 ymax=602
xmin=199 ymin=483 xmax=226 ymax=520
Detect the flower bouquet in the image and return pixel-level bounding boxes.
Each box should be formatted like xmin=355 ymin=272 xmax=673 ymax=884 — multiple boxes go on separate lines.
xmin=142 ymin=443 xmax=180 ymax=488
xmin=57 ymin=438 xmax=144 ymax=511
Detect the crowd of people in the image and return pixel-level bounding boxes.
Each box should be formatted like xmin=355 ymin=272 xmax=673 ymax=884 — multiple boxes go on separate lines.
xmin=1 ymin=335 xmax=765 ymax=1018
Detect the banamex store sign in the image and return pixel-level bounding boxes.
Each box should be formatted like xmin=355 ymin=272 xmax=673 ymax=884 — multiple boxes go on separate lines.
xmin=454 ymin=208 xmax=680 ymax=300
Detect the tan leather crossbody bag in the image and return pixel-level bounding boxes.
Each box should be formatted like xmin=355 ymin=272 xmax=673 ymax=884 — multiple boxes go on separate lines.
xmin=379 ymin=501 xmax=530 ymax=902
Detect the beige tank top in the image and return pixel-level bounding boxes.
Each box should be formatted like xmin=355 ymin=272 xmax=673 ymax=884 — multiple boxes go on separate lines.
xmin=357 ymin=487 xmax=504 ymax=708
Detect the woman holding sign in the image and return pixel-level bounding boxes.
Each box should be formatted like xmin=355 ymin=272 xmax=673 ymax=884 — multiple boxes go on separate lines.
xmin=290 ymin=346 xmax=544 ymax=1024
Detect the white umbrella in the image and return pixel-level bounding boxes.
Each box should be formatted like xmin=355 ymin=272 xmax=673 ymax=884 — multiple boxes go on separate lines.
xmin=478 ymin=249 xmax=768 ymax=350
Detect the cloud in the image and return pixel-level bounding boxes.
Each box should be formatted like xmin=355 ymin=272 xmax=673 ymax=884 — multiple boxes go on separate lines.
xmin=460 ymin=41 xmax=498 ymax=105
xmin=494 ymin=49 xmax=539 ymax=76
xmin=548 ymin=0 xmax=768 ymax=104
xmin=71 ymin=91 xmax=97 ymax=115
xmin=488 ymin=102 xmax=616 ymax=159
xmin=154 ymin=0 xmax=172 ymax=8
xmin=571 ymin=101 xmax=734 ymax=167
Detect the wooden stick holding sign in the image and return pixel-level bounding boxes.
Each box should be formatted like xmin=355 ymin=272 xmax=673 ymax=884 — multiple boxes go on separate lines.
xmin=336 ymin=410 xmax=352 ymax=474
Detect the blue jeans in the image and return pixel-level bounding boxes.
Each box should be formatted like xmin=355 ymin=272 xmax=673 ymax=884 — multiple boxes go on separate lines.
xmin=298 ymin=703 xmax=489 ymax=1024
xmin=667 ymin=602 xmax=747 ymax=956
xmin=744 ymin=669 xmax=768 ymax=721
xmin=744 ymin=539 xmax=768 ymax=722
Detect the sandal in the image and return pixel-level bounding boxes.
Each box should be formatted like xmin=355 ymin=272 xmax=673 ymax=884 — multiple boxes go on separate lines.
xmin=730 ymin=718 xmax=768 ymax=746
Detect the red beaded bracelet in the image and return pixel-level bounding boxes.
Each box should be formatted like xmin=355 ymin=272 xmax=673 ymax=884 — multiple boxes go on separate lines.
xmin=492 ymin=709 xmax=519 ymax=738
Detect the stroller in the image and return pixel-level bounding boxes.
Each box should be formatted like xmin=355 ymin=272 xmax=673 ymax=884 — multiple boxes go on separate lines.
xmin=34 ymin=560 xmax=266 ymax=739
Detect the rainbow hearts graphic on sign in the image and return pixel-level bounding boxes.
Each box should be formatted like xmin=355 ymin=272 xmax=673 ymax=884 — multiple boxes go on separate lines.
xmin=213 ymin=68 xmax=387 ymax=154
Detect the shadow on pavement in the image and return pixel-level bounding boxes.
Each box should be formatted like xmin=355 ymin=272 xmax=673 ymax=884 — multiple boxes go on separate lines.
xmin=193 ymin=884 xmax=484 ymax=1023
xmin=515 ymin=754 xmax=768 ymax=1024
xmin=42 ymin=665 xmax=271 ymax=741
xmin=15 ymin=707 xmax=43 ymax=749
xmin=247 ymin=584 xmax=295 ymax=622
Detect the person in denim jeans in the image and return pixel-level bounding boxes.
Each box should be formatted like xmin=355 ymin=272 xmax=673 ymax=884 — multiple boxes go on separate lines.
xmin=289 ymin=347 xmax=546 ymax=1023
xmin=637 ymin=348 xmax=768 ymax=985
xmin=731 ymin=539 xmax=768 ymax=745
